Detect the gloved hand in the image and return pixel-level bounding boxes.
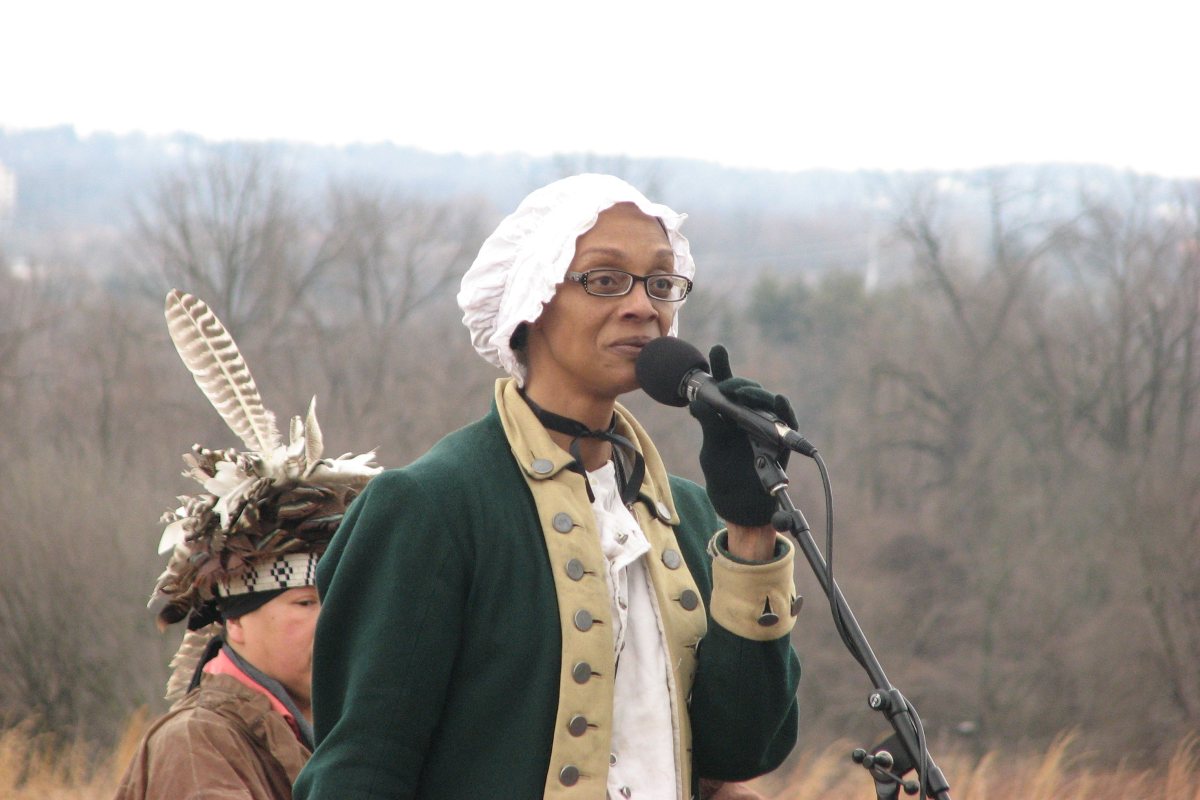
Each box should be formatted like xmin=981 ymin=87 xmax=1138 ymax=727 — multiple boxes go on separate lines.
xmin=689 ymin=344 xmax=798 ymax=527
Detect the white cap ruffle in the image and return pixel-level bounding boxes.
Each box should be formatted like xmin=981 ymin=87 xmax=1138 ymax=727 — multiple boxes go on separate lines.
xmin=457 ymin=173 xmax=695 ymax=386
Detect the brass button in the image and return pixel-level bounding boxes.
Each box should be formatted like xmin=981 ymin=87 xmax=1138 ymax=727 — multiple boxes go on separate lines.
xmin=559 ymin=765 xmax=580 ymax=786
xmin=572 ymin=661 xmax=592 ymax=684
xmin=661 ymin=548 xmax=682 ymax=569
xmin=568 ymin=714 xmax=589 ymax=736
xmin=679 ymin=589 xmax=699 ymax=611
xmin=573 ymin=609 xmax=594 ymax=631
xmin=655 ymin=501 xmax=671 ymax=520
xmin=532 ymin=458 xmax=554 ymax=474
xmin=553 ymin=512 xmax=574 ymax=533
xmin=758 ymin=597 xmax=780 ymax=626
xmin=565 ymin=558 xmax=585 ymax=581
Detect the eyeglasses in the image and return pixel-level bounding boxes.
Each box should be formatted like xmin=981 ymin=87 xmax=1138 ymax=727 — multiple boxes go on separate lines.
xmin=565 ymin=269 xmax=693 ymax=302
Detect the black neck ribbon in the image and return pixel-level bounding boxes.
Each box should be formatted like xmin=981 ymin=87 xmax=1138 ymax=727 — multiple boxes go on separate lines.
xmin=520 ymin=391 xmax=645 ymax=507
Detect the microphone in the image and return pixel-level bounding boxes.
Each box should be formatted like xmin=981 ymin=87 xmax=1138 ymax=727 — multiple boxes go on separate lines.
xmin=636 ymin=337 xmax=817 ymax=458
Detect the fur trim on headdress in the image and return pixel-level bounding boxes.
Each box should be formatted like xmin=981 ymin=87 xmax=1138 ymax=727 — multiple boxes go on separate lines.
xmin=150 ymin=290 xmax=382 ymax=700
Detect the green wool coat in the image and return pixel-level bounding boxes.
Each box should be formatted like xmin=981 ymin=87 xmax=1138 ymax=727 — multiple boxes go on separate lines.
xmin=294 ymin=382 xmax=800 ymax=800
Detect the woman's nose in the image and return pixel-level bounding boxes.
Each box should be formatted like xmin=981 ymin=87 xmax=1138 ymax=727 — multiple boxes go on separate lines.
xmin=617 ymin=283 xmax=659 ymax=319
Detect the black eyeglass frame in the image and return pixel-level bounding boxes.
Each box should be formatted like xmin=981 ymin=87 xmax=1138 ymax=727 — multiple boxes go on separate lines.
xmin=565 ymin=269 xmax=693 ymax=302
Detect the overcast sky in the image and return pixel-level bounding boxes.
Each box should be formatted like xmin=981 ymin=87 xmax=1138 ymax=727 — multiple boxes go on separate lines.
xmin=2 ymin=0 xmax=1197 ymax=178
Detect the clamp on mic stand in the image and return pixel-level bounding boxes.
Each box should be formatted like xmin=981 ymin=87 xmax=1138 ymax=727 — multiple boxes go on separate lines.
xmin=747 ymin=436 xmax=953 ymax=800
xmin=852 ymin=733 xmax=921 ymax=799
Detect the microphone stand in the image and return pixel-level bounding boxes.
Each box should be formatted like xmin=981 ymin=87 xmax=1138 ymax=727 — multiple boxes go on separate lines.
xmin=747 ymin=438 xmax=953 ymax=800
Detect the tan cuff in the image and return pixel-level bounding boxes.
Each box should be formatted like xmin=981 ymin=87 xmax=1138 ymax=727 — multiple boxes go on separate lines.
xmin=708 ymin=531 xmax=798 ymax=641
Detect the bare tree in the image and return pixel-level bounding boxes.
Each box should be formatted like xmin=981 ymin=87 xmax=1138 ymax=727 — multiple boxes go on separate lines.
xmin=850 ymin=170 xmax=1102 ymax=751
xmin=0 ymin=280 xmax=181 ymax=745
xmin=870 ymin=170 xmax=1077 ymax=489
xmin=129 ymin=146 xmax=332 ymax=345
xmin=1023 ymin=175 xmax=1200 ymax=733
xmin=319 ymin=182 xmax=485 ymax=343
xmin=290 ymin=182 xmax=490 ymax=453
xmin=0 ymin=257 xmax=53 ymax=465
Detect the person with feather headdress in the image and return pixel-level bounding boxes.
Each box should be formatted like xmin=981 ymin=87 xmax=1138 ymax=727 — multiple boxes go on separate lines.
xmin=114 ymin=291 xmax=382 ymax=800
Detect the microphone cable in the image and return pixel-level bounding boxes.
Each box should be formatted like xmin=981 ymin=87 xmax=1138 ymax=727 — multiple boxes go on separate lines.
xmin=805 ymin=446 xmax=932 ymax=800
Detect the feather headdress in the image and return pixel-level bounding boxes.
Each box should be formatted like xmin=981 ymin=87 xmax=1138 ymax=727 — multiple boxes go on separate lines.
xmin=151 ymin=289 xmax=382 ymax=700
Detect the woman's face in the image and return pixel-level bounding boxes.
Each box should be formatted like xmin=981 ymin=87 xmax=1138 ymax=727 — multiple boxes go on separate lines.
xmin=525 ymin=202 xmax=679 ymax=403
xmin=225 ymin=586 xmax=320 ymax=708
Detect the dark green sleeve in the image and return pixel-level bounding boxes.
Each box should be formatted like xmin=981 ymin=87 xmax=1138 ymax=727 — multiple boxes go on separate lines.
xmin=690 ymin=624 xmax=800 ymax=781
xmin=670 ymin=477 xmax=802 ymax=782
xmin=294 ymin=469 xmax=469 ymax=800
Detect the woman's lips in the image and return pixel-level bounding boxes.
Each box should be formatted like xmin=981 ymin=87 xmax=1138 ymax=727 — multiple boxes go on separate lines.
xmin=610 ymin=337 xmax=652 ymax=358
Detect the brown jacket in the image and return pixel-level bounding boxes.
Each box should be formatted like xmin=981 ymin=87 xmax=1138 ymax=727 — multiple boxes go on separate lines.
xmin=114 ymin=673 xmax=311 ymax=800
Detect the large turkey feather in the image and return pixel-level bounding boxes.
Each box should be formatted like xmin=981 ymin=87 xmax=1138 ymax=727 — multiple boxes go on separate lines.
xmin=165 ymin=289 xmax=281 ymax=452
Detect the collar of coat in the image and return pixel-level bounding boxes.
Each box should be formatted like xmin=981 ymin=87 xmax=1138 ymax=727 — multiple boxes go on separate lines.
xmin=495 ymin=378 xmax=681 ymax=527
xmin=205 ymin=648 xmax=312 ymax=748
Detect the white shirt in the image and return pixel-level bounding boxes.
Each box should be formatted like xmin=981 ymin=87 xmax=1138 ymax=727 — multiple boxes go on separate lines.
xmin=588 ymin=462 xmax=680 ymax=800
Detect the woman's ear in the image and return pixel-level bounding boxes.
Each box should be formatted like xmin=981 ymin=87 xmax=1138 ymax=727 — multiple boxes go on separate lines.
xmin=224 ymin=616 xmax=246 ymax=646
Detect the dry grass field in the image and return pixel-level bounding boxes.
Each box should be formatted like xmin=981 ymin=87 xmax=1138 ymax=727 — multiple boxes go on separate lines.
xmin=3 ymin=716 xmax=1198 ymax=800
xmin=751 ymin=732 xmax=1200 ymax=800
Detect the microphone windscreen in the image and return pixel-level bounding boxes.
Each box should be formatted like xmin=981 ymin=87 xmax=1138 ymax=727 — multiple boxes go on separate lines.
xmin=636 ymin=337 xmax=709 ymax=407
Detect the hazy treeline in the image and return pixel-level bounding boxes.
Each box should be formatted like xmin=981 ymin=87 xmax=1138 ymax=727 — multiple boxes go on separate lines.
xmin=0 ymin=146 xmax=1196 ymax=773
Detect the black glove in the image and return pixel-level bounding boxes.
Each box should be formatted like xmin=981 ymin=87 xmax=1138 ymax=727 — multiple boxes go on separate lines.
xmin=689 ymin=344 xmax=798 ymax=527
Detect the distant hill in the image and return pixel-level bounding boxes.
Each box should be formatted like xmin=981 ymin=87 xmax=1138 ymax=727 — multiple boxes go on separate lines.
xmin=0 ymin=125 xmax=1152 ymax=281
xmin=0 ymin=125 xmax=879 ymax=222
